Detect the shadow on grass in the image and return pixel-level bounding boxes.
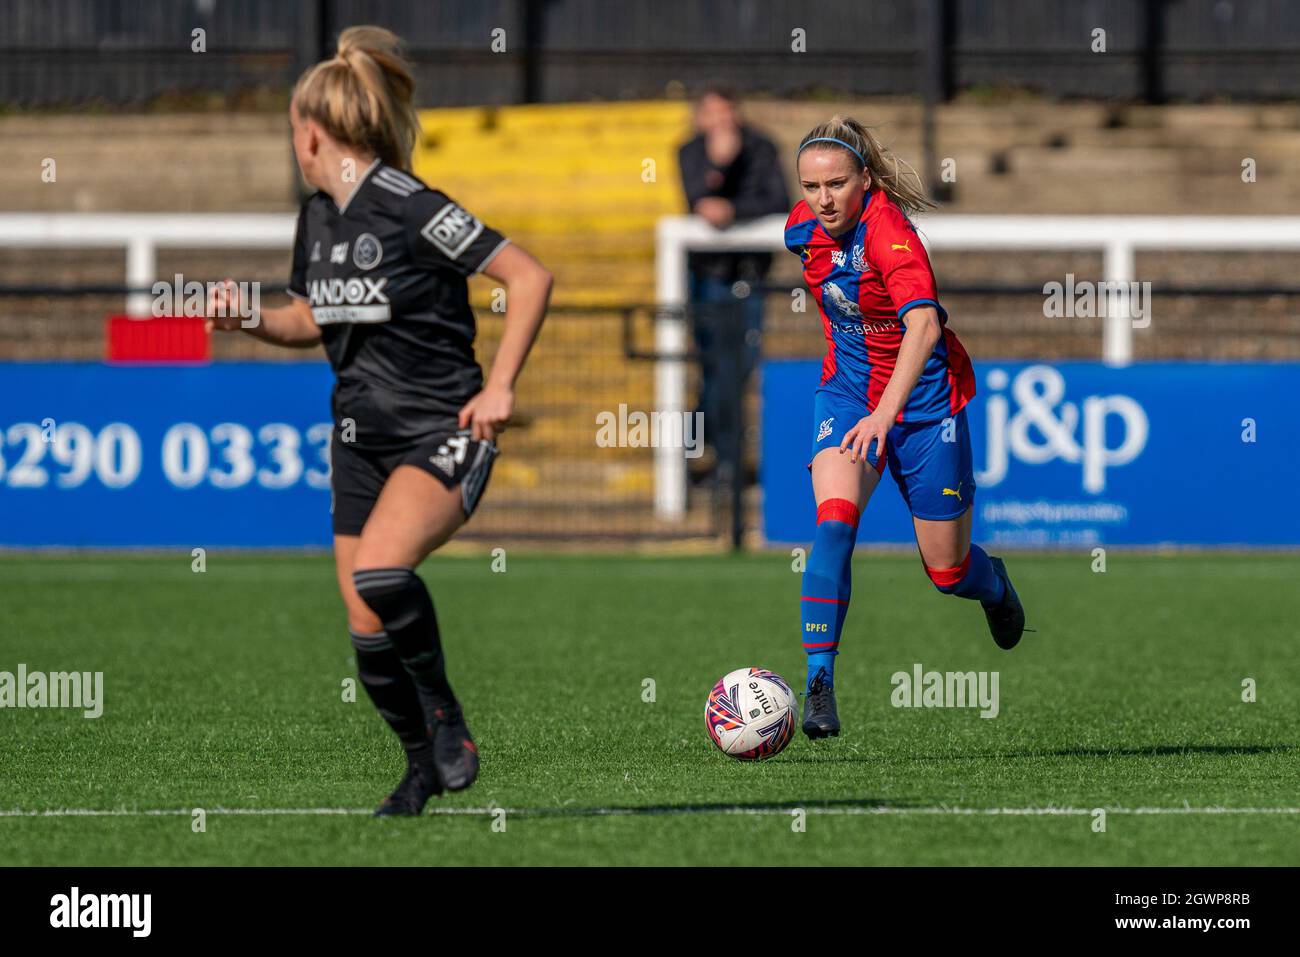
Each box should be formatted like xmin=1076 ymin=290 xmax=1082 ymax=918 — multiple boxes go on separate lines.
xmin=896 ymin=744 xmax=1293 ymax=762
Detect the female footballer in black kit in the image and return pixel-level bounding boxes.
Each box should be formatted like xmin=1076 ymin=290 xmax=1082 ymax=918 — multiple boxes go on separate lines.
xmin=206 ymin=27 xmax=552 ymax=816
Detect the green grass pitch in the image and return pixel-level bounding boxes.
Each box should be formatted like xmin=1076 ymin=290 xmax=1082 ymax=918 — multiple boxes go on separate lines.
xmin=2 ymin=551 xmax=1298 ymax=866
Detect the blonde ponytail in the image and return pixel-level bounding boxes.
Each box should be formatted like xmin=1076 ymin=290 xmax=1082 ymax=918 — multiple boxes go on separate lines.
xmin=293 ymin=26 xmax=420 ymax=171
xmin=798 ymin=116 xmax=936 ymax=215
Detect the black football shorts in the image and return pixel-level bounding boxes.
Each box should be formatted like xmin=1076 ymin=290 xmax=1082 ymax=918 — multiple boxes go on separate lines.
xmin=329 ymin=428 xmax=498 ymax=537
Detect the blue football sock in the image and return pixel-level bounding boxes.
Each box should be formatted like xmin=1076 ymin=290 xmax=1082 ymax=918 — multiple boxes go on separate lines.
xmin=801 ymin=498 xmax=859 ymax=692
xmin=926 ymin=543 xmax=1006 ymax=605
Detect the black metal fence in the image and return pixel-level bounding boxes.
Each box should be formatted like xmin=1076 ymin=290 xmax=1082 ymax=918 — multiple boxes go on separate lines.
xmin=1 ymin=0 xmax=1297 ymax=108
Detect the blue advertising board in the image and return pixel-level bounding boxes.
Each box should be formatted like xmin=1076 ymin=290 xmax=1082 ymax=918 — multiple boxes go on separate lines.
xmin=761 ymin=361 xmax=1300 ymax=547
xmin=0 ymin=362 xmax=335 ymax=547
xmin=5 ymin=360 xmax=1299 ymax=548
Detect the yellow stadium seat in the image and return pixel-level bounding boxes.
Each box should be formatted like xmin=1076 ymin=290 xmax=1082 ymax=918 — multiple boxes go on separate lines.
xmin=412 ymin=101 xmax=696 ymax=504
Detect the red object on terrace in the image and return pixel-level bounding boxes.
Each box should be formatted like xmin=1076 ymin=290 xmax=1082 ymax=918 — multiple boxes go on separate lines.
xmin=105 ymin=315 xmax=210 ymax=362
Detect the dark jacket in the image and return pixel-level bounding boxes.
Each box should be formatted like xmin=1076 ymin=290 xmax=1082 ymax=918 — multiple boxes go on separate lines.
xmin=678 ymin=125 xmax=789 ymax=282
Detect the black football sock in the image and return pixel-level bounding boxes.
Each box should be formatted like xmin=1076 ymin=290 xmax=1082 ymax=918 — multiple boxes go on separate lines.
xmin=349 ymin=628 xmax=432 ymax=760
xmin=352 ymin=567 xmax=457 ymax=724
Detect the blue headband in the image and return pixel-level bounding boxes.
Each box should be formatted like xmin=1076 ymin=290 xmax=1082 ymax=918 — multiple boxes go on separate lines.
xmin=798 ymin=137 xmax=866 ymax=168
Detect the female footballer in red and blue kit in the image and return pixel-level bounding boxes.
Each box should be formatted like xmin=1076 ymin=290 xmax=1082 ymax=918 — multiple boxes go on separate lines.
xmin=785 ymin=117 xmax=1026 ymax=739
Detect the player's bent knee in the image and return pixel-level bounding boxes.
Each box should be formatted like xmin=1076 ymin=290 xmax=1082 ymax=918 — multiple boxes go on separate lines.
xmin=817 ymin=497 xmax=860 ymax=529
xmin=336 ymin=571 xmax=385 ymax=635
xmin=347 ymin=607 xmax=385 ymax=635
xmin=352 ymin=566 xmax=429 ymax=629
xmin=924 ymin=552 xmax=971 ymax=595
xmin=341 ymin=581 xmax=385 ymax=634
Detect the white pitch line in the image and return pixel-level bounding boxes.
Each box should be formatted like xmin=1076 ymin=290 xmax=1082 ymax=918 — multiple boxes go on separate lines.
xmin=2 ymin=805 xmax=1300 ymax=819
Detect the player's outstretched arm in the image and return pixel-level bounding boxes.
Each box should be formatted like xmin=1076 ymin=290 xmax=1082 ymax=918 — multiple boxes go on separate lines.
xmin=839 ymin=307 xmax=942 ymax=463
xmin=874 ymin=306 xmax=942 ymax=421
xmin=458 ymin=244 xmax=553 ymax=442
xmin=205 ymin=279 xmax=322 ymax=348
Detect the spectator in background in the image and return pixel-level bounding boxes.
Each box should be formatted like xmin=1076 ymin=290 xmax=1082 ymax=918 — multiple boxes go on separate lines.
xmin=678 ymin=86 xmax=789 ymax=479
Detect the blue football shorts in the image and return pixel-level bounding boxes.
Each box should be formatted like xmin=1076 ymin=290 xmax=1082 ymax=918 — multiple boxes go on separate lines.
xmin=808 ymin=386 xmax=975 ymax=521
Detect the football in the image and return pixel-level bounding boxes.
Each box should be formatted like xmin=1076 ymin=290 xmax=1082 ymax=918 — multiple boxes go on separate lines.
xmin=704 ymin=667 xmax=798 ymax=760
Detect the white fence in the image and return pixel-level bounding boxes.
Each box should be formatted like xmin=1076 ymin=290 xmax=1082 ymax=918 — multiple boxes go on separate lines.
xmin=0 ymin=213 xmax=296 ymax=317
xmin=655 ymin=212 xmax=1300 ymax=519
xmin=3 ymin=212 xmax=1300 ymax=523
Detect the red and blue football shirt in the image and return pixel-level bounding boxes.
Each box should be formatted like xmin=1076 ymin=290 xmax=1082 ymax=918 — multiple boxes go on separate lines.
xmin=784 ymin=190 xmax=975 ymax=424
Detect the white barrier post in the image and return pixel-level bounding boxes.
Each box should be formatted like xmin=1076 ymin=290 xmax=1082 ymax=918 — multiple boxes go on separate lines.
xmin=126 ymin=236 xmax=156 ymax=318
xmin=653 ymin=218 xmax=689 ymax=520
xmin=1103 ymin=239 xmax=1134 ymax=367
xmin=652 ymin=214 xmax=789 ymax=520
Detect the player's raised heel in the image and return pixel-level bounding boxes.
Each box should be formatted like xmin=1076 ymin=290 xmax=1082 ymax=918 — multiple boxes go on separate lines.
xmin=982 ymin=556 xmax=1026 ymax=650
xmin=429 ymin=703 xmax=479 ymax=791
xmin=374 ymin=753 xmax=442 ymax=817
xmin=801 ymin=672 xmax=840 ymax=739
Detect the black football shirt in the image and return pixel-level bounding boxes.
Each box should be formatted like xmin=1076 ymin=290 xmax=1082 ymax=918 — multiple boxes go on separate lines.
xmin=287 ymin=160 xmax=509 ymax=450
